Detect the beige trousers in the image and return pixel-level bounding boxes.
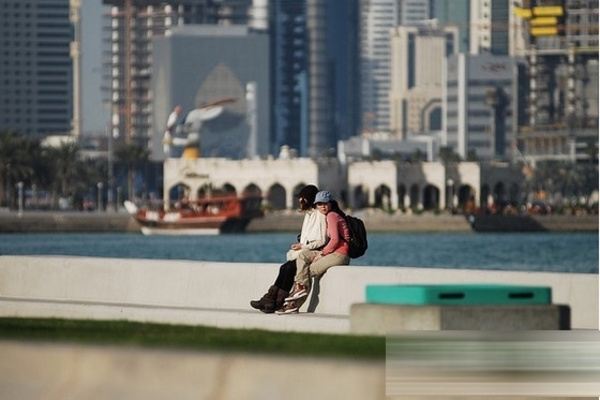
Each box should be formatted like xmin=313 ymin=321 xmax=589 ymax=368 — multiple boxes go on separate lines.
xmin=294 ymin=249 xmax=350 ymax=289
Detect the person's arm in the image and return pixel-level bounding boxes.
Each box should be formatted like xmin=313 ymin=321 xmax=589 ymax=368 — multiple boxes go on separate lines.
xmin=320 ymin=213 xmax=342 ymax=255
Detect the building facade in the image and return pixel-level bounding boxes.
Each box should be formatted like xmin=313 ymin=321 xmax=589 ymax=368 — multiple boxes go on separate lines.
xmin=102 ymin=0 xmax=252 ymax=145
xmin=443 ymin=54 xmax=515 ymax=161
xmin=163 ymin=157 xmax=524 ymax=213
xmin=512 ymin=0 xmax=599 ymax=165
xmin=151 ymin=26 xmax=270 ymax=160
xmin=469 ymin=0 xmax=510 ymax=55
xmin=103 ymin=0 xmax=355 ymax=160
xmin=390 ymin=24 xmax=458 ymax=138
xmin=0 ymin=0 xmax=76 ymax=138
xmin=430 ymin=0 xmax=470 ymax=53
xmin=359 ymin=0 xmax=401 ymax=133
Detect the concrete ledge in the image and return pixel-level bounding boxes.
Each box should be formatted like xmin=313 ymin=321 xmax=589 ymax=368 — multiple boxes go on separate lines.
xmin=0 ymin=255 xmax=597 ymax=333
xmin=0 ymin=341 xmax=385 ymax=400
xmin=0 ymin=296 xmax=350 ymax=334
xmin=350 ymin=303 xmax=571 ymax=335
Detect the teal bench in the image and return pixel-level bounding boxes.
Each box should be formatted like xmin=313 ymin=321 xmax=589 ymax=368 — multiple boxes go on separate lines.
xmin=350 ymin=283 xmax=569 ymax=334
xmin=365 ymin=284 xmax=552 ymax=306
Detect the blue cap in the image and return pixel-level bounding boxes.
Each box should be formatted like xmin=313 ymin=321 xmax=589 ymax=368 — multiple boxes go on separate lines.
xmin=314 ymin=190 xmax=332 ymax=204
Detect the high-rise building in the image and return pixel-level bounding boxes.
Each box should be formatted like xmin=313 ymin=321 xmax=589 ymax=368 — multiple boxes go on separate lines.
xmin=325 ymin=0 xmax=361 ymax=142
xmin=512 ymin=0 xmax=598 ymax=165
xmin=269 ymin=0 xmax=309 ymax=156
xmin=430 ymin=0 xmax=469 ymax=53
xmin=270 ymin=0 xmax=360 ymax=157
xmin=359 ymin=0 xmax=431 ymax=134
xmin=0 ymin=0 xmax=77 ymax=138
xmin=469 ymin=0 xmax=510 ymax=55
xmin=443 ymin=54 xmax=515 ymax=160
xmin=390 ymin=25 xmax=458 ymax=138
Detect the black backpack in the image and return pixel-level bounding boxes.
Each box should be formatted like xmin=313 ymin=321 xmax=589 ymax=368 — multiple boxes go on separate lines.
xmin=344 ymin=215 xmax=368 ymax=259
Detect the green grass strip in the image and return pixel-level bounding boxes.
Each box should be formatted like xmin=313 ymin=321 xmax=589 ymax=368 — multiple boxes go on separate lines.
xmin=0 ymin=318 xmax=385 ymax=360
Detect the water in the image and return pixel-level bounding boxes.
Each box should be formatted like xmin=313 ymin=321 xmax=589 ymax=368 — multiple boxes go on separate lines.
xmin=1 ymin=232 xmax=597 ymax=274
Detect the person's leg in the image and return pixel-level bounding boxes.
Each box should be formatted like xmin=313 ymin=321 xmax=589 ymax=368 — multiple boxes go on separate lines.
xmin=274 ymin=259 xmax=296 ymax=292
xmin=294 ymin=250 xmax=319 ymax=287
xmin=249 ymin=283 xmax=279 ymax=313
xmin=284 ymin=250 xmax=319 ymax=302
xmin=309 ymin=253 xmax=350 ymax=280
xmin=251 ymin=259 xmax=295 ymax=313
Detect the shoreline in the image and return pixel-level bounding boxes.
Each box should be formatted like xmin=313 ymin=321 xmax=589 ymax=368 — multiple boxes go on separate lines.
xmin=0 ymin=209 xmax=597 ymax=233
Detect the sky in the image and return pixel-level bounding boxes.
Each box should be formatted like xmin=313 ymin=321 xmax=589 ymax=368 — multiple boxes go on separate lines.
xmin=81 ymin=2 xmax=110 ymax=134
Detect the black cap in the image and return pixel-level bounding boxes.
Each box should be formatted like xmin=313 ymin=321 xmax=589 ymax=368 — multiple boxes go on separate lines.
xmin=295 ymin=184 xmax=319 ymax=204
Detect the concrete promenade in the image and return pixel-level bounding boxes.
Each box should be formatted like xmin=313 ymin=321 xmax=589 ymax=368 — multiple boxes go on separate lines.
xmin=0 ymin=256 xmax=598 ymax=399
xmin=0 ymin=255 xmax=597 ymax=331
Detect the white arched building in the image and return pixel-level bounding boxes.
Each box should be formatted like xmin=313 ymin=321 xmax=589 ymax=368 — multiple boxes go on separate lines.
xmin=164 ymin=157 xmax=524 ymax=212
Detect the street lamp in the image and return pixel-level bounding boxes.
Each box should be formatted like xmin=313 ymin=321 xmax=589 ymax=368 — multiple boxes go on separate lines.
xmin=17 ymin=181 xmax=24 ymax=217
xmin=97 ymin=182 xmax=104 ymax=212
xmin=447 ymin=179 xmax=454 ymax=211
xmin=5 ymin=163 xmax=10 ymax=209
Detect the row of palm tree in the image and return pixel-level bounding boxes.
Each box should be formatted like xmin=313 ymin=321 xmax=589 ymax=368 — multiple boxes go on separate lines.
xmin=0 ymin=130 xmax=150 ymax=210
xmin=1 ymin=129 xmax=596 ymax=211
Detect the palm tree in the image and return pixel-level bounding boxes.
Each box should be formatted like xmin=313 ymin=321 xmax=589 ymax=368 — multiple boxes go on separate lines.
xmin=438 ymin=146 xmax=461 ymax=164
xmin=0 ymin=130 xmax=44 ymax=207
xmin=44 ymin=141 xmax=80 ymax=197
xmin=114 ymin=143 xmax=149 ymax=201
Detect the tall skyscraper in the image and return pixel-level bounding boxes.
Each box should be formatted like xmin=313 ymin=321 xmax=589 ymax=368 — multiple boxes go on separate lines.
xmin=269 ymin=0 xmax=309 ymax=156
xmin=390 ymin=25 xmax=458 ymax=138
xmin=326 ymin=1 xmax=361 ymax=141
xmin=0 ymin=0 xmax=77 ymax=138
xmin=270 ymin=0 xmax=361 ymax=158
xmin=359 ymin=0 xmax=430 ymax=134
xmin=469 ymin=0 xmax=510 ymax=55
xmin=512 ymin=0 xmax=598 ymax=164
xmin=430 ymin=0 xmax=470 ymax=53
xmin=444 ymin=54 xmax=515 ymax=160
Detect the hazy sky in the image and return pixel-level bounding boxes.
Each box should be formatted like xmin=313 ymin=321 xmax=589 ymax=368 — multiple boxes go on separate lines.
xmin=81 ymin=2 xmax=109 ymax=134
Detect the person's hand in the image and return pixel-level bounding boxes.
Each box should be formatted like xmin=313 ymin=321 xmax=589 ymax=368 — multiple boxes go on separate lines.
xmin=291 ymin=243 xmax=302 ymax=250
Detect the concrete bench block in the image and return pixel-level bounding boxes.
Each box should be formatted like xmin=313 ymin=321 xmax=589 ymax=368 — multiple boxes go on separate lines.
xmin=365 ymin=284 xmax=552 ymax=306
xmin=350 ymin=303 xmax=570 ymax=335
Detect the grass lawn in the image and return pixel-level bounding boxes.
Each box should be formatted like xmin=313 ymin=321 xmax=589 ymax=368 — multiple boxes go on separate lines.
xmin=0 ymin=317 xmax=385 ymax=360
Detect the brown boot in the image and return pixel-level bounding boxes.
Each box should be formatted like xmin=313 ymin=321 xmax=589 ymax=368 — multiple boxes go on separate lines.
xmin=274 ymin=288 xmax=290 ymax=311
xmin=250 ymin=285 xmax=278 ymax=313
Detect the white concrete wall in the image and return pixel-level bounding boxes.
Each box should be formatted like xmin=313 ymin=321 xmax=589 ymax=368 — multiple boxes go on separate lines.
xmin=0 ymin=255 xmax=596 ymax=331
xmin=0 ymin=341 xmax=385 ymax=400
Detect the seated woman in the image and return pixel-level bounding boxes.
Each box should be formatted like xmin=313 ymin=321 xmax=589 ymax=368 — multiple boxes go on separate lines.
xmin=249 ymin=185 xmax=327 ymax=313
xmin=278 ymin=190 xmax=351 ymax=314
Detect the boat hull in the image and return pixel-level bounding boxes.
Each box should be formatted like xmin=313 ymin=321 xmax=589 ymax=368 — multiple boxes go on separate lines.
xmin=467 ymin=214 xmax=598 ymax=233
xmin=124 ymin=195 xmax=262 ymax=236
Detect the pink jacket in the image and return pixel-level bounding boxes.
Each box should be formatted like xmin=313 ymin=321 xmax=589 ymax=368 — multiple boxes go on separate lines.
xmin=320 ymin=211 xmax=351 ymax=256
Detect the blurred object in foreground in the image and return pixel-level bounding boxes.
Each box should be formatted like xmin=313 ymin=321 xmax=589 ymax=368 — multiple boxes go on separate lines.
xmin=386 ymin=330 xmax=600 ymax=397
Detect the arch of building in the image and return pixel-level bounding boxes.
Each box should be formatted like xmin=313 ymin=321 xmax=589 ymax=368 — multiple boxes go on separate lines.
xmin=163 ymin=157 xmax=346 ymax=211
xmin=348 ymin=161 xmax=524 ymax=212
xmin=162 ymin=158 xmax=524 ymax=213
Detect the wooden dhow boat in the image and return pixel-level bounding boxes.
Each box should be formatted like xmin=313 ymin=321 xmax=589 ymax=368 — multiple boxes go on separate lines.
xmin=124 ymin=194 xmax=263 ymax=235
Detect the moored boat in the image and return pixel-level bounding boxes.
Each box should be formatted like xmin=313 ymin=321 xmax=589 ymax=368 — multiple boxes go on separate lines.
xmin=124 ymin=194 xmax=263 ymax=235
xmin=466 ymin=213 xmax=598 ymax=233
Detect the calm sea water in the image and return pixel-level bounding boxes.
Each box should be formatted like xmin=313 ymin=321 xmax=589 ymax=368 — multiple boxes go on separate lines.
xmin=1 ymin=232 xmax=597 ymax=274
